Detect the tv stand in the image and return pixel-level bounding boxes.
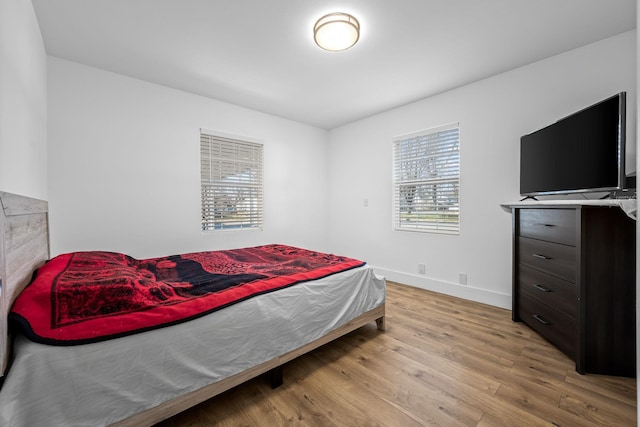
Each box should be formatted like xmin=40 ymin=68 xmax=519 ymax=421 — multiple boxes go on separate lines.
xmin=610 ymin=188 xmax=637 ymax=200
xmin=505 ymin=202 xmax=636 ymax=377
xmin=519 ymin=196 xmax=538 ymax=202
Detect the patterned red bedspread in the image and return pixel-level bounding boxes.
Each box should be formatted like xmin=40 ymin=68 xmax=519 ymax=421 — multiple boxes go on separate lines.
xmin=10 ymin=245 xmax=365 ymax=345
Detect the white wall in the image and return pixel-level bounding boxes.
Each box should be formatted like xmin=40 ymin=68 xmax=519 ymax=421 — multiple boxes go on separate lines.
xmin=47 ymin=58 xmax=330 ymax=259
xmin=327 ymin=31 xmax=637 ymax=309
xmin=48 ymin=31 xmax=637 ymax=308
xmin=0 ymin=0 xmax=47 ymax=199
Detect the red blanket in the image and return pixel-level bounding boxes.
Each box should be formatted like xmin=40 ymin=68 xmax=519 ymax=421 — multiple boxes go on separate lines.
xmin=10 ymin=245 xmax=365 ymax=345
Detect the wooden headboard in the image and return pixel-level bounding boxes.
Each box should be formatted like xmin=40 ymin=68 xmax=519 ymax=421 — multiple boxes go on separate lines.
xmin=0 ymin=192 xmax=49 ymax=377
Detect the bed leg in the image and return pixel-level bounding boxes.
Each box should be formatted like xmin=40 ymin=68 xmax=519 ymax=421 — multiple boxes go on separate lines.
xmin=269 ymin=365 xmax=283 ymax=389
xmin=375 ymin=316 xmax=387 ymax=331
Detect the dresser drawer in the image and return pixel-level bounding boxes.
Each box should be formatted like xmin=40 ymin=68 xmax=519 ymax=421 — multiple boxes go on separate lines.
xmin=518 ymin=293 xmax=576 ymax=359
xmin=518 ymin=237 xmax=576 ymax=283
xmin=519 ymin=209 xmax=576 ymax=246
xmin=518 ymin=264 xmax=576 ymax=319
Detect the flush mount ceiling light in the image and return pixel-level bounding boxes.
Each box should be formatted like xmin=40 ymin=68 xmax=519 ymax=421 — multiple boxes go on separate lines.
xmin=313 ymin=12 xmax=360 ymax=51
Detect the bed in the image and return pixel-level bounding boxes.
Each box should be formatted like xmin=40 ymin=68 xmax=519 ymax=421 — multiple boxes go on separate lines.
xmin=0 ymin=191 xmax=386 ymax=426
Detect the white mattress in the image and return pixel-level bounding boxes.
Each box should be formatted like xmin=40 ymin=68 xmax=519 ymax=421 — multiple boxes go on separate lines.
xmin=0 ymin=265 xmax=385 ymax=426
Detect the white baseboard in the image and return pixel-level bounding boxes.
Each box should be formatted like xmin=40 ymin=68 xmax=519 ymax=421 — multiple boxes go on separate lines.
xmin=371 ymin=266 xmax=512 ymax=310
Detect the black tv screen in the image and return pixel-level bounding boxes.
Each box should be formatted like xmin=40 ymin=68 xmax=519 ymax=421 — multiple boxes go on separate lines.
xmin=520 ymin=92 xmax=626 ymax=196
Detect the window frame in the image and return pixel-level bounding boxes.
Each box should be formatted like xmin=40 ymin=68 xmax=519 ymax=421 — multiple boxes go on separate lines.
xmin=200 ymin=129 xmax=264 ymax=232
xmin=392 ymin=123 xmax=460 ymax=235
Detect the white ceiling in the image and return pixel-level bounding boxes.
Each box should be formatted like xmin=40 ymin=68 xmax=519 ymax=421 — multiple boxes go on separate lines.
xmin=32 ymin=0 xmax=636 ymax=129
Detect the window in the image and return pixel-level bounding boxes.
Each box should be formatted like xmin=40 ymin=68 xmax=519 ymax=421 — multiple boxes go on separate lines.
xmin=392 ymin=124 xmax=460 ymax=234
xmin=200 ymin=130 xmax=263 ymax=231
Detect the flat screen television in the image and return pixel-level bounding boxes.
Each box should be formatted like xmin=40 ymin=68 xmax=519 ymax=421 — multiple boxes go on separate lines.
xmin=520 ymin=92 xmax=626 ymax=197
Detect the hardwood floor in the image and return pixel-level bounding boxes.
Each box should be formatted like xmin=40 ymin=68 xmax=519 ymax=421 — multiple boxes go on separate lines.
xmin=157 ymin=282 xmax=636 ymax=426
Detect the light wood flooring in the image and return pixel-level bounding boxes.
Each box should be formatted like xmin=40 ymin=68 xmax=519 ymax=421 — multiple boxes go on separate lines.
xmin=157 ymin=282 xmax=636 ymax=426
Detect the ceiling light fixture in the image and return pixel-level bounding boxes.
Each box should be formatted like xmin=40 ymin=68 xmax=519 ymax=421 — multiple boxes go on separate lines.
xmin=313 ymin=12 xmax=360 ymax=51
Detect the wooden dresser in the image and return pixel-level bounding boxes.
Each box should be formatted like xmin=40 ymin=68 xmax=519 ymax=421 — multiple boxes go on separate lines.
xmin=508 ymin=202 xmax=636 ymax=377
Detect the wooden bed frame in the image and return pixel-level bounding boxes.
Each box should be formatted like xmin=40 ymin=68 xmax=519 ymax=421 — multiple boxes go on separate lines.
xmin=0 ymin=192 xmax=49 ymax=376
xmin=0 ymin=191 xmax=386 ymax=426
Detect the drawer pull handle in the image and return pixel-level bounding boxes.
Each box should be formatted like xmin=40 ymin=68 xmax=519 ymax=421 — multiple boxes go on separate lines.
xmin=532 ymin=253 xmax=551 ymax=260
xmin=536 ymin=223 xmax=556 ymax=228
xmin=533 ymin=284 xmax=551 ymax=292
xmin=532 ymin=314 xmax=550 ymax=325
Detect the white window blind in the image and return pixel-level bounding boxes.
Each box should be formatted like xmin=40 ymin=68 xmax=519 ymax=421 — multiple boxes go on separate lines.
xmin=392 ymin=124 xmax=460 ymax=234
xmin=200 ymin=130 xmax=263 ymax=231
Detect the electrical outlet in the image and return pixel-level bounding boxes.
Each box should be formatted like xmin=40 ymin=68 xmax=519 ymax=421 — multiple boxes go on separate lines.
xmin=458 ymin=273 xmax=467 ymax=285
xmin=363 ymin=198 xmax=368 ymax=207
xmin=418 ymin=264 xmax=426 ymax=274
